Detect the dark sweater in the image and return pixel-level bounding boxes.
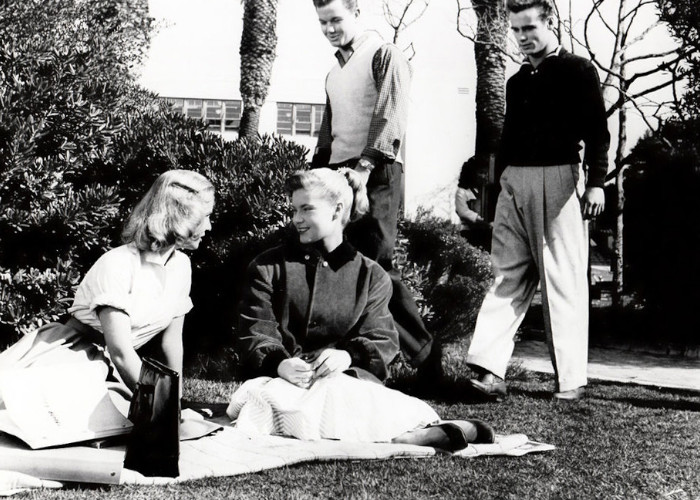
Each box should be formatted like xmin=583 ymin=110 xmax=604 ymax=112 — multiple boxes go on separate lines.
xmin=499 ymin=48 xmax=610 ymax=188
xmin=236 ymin=239 xmax=399 ymax=381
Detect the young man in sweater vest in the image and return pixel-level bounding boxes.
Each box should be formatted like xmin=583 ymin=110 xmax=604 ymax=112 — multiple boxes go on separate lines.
xmin=310 ymin=0 xmax=437 ymax=373
xmin=466 ymin=0 xmax=610 ymax=401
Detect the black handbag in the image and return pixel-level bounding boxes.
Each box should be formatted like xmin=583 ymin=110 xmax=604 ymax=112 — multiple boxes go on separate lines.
xmin=123 ymin=357 xmax=180 ymax=477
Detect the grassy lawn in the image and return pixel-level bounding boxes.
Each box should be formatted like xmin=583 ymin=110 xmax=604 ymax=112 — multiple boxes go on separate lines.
xmin=21 ymin=344 xmax=700 ymax=500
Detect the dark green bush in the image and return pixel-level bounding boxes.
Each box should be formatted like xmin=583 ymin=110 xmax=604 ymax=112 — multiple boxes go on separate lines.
xmin=0 ymin=0 xmax=153 ymax=336
xmin=623 ymin=118 xmax=700 ymax=345
xmin=397 ymin=212 xmax=493 ymax=343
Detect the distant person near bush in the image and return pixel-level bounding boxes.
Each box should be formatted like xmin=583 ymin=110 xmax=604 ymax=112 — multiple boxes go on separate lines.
xmin=466 ymin=0 xmax=610 ymax=402
xmin=455 ymin=156 xmax=496 ymax=251
xmin=0 ymin=170 xmax=214 ymax=408
xmin=309 ymin=0 xmax=437 ymax=376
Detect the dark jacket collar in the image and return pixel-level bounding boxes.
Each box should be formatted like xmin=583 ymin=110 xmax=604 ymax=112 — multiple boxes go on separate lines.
xmin=285 ymin=236 xmax=357 ymax=271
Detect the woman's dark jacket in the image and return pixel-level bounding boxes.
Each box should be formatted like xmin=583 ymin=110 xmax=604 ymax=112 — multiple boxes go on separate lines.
xmin=236 ymin=239 xmax=400 ymax=381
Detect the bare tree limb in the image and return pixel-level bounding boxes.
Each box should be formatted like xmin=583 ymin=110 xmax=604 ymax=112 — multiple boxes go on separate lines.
xmin=624 ymin=20 xmax=661 ymax=48
xmin=621 ymin=0 xmax=656 ymax=23
xmin=626 ymin=53 xmax=687 ymax=84
xmin=592 ymin=0 xmax=617 ymax=37
xmin=629 ymin=77 xmax=677 ymax=99
xmin=382 ymin=0 xmax=430 ymax=52
xmin=624 ymin=48 xmax=679 ymax=64
xmin=383 ymin=0 xmax=431 ymax=44
xmin=455 ymin=0 xmax=521 ymax=64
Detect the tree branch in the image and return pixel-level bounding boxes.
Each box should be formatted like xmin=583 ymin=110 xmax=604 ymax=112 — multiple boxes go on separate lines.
xmin=625 ymin=53 xmax=686 ymax=84
xmin=624 ymin=47 xmax=679 ymax=64
xmin=455 ymin=0 xmax=521 ymax=64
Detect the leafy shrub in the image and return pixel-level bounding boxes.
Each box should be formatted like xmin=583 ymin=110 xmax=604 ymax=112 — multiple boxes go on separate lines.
xmin=0 ymin=0 xmax=154 ymax=338
xmin=397 ymin=212 xmax=493 ymax=343
xmin=0 ymin=0 xmax=309 ymax=350
xmin=623 ymin=118 xmax=700 ymax=345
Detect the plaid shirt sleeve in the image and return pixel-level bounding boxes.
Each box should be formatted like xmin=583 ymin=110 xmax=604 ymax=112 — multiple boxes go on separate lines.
xmin=362 ymin=43 xmax=412 ymax=163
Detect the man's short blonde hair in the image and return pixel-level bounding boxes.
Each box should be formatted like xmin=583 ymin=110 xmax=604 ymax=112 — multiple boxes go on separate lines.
xmin=312 ymin=0 xmax=358 ymax=10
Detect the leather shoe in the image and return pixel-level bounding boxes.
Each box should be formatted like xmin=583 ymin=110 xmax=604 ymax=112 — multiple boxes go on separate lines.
xmin=553 ymin=387 xmax=585 ymax=400
xmin=429 ymin=419 xmax=496 ymax=451
xmin=467 ymin=376 xmax=507 ymax=402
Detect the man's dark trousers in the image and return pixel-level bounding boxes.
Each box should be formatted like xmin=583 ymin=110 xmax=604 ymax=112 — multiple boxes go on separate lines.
xmin=330 ymin=160 xmax=434 ymax=366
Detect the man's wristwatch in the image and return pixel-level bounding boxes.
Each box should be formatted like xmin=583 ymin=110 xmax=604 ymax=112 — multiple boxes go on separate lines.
xmin=357 ymin=158 xmax=375 ymax=172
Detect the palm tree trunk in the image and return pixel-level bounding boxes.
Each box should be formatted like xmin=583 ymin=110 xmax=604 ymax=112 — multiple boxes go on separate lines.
xmin=471 ymin=0 xmax=508 ymax=216
xmin=472 ymin=0 xmax=507 ymax=157
xmin=239 ymin=0 xmax=278 ymax=140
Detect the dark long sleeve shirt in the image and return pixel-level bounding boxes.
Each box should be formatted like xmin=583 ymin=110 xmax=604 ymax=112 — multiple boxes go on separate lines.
xmin=312 ymin=33 xmax=412 ymax=167
xmin=499 ymin=48 xmax=610 ymax=188
xmin=236 ymin=239 xmax=399 ymax=382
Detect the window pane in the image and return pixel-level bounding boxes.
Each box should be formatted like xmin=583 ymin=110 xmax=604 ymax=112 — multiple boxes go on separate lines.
xmin=295 ymin=104 xmax=312 ymax=135
xmin=224 ymin=101 xmax=242 ymax=130
xmin=205 ymin=100 xmax=222 ymax=120
xmin=277 ymin=103 xmax=293 ymax=135
xmin=185 ymin=107 xmax=202 ymax=119
xmin=204 ymin=100 xmax=222 ymax=129
xmin=184 ymin=99 xmax=202 ymax=119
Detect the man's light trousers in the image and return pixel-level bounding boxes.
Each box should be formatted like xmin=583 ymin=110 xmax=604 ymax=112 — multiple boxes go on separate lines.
xmin=467 ymin=164 xmax=589 ymax=392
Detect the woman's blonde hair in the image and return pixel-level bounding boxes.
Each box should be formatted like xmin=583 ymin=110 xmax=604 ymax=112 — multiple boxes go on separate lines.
xmin=284 ymin=168 xmax=369 ymax=226
xmin=122 ymin=169 xmax=215 ymax=251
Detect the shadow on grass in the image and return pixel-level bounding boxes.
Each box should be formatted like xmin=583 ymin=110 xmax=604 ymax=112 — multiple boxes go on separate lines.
xmin=587 ymin=381 xmax=700 ymax=411
xmin=603 ymin=397 xmax=700 ymax=412
xmin=182 ymin=400 xmax=231 ymax=419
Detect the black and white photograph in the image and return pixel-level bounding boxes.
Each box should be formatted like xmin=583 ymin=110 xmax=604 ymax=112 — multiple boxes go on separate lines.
xmin=0 ymin=0 xmax=698 ymax=497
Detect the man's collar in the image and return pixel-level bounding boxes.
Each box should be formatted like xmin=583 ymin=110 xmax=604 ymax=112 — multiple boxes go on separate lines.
xmin=334 ymin=31 xmax=375 ymax=67
xmin=522 ymin=45 xmax=563 ymax=67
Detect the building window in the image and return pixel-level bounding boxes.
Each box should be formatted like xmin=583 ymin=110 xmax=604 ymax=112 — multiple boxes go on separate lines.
xmin=184 ymin=99 xmax=203 ymax=119
xmin=276 ymin=102 xmax=325 ymax=136
xmin=204 ymin=100 xmax=223 ymax=130
xmin=165 ymin=97 xmax=242 ymax=132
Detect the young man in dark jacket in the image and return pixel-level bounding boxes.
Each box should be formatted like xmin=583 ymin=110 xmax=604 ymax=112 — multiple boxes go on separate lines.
xmin=466 ymin=0 xmax=610 ymax=401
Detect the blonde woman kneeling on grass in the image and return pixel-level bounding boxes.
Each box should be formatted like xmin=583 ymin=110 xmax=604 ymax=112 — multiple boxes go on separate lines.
xmin=0 ymin=170 xmax=215 ymax=408
xmin=227 ymin=168 xmax=494 ymax=451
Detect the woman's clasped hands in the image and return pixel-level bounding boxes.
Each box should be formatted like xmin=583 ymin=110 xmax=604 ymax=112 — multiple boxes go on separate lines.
xmin=277 ymin=348 xmax=351 ymax=389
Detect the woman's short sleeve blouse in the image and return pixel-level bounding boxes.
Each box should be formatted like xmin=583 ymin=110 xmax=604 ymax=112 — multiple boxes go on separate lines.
xmin=68 ymin=243 xmax=193 ymax=349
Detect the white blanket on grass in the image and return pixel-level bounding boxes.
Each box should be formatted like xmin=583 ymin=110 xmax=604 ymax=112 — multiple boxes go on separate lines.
xmin=0 ymin=423 xmax=555 ymax=492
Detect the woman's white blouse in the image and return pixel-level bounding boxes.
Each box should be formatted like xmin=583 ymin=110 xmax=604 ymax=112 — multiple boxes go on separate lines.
xmin=68 ymin=243 xmax=193 ymax=350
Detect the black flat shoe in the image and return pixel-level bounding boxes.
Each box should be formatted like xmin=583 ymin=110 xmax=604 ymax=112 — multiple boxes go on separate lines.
xmin=430 ymin=419 xmax=496 ymax=451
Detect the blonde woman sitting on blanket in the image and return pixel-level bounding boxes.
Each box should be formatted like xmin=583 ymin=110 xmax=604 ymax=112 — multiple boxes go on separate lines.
xmin=228 ymin=168 xmax=494 ymax=451
xmin=0 ymin=170 xmax=215 ymax=408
